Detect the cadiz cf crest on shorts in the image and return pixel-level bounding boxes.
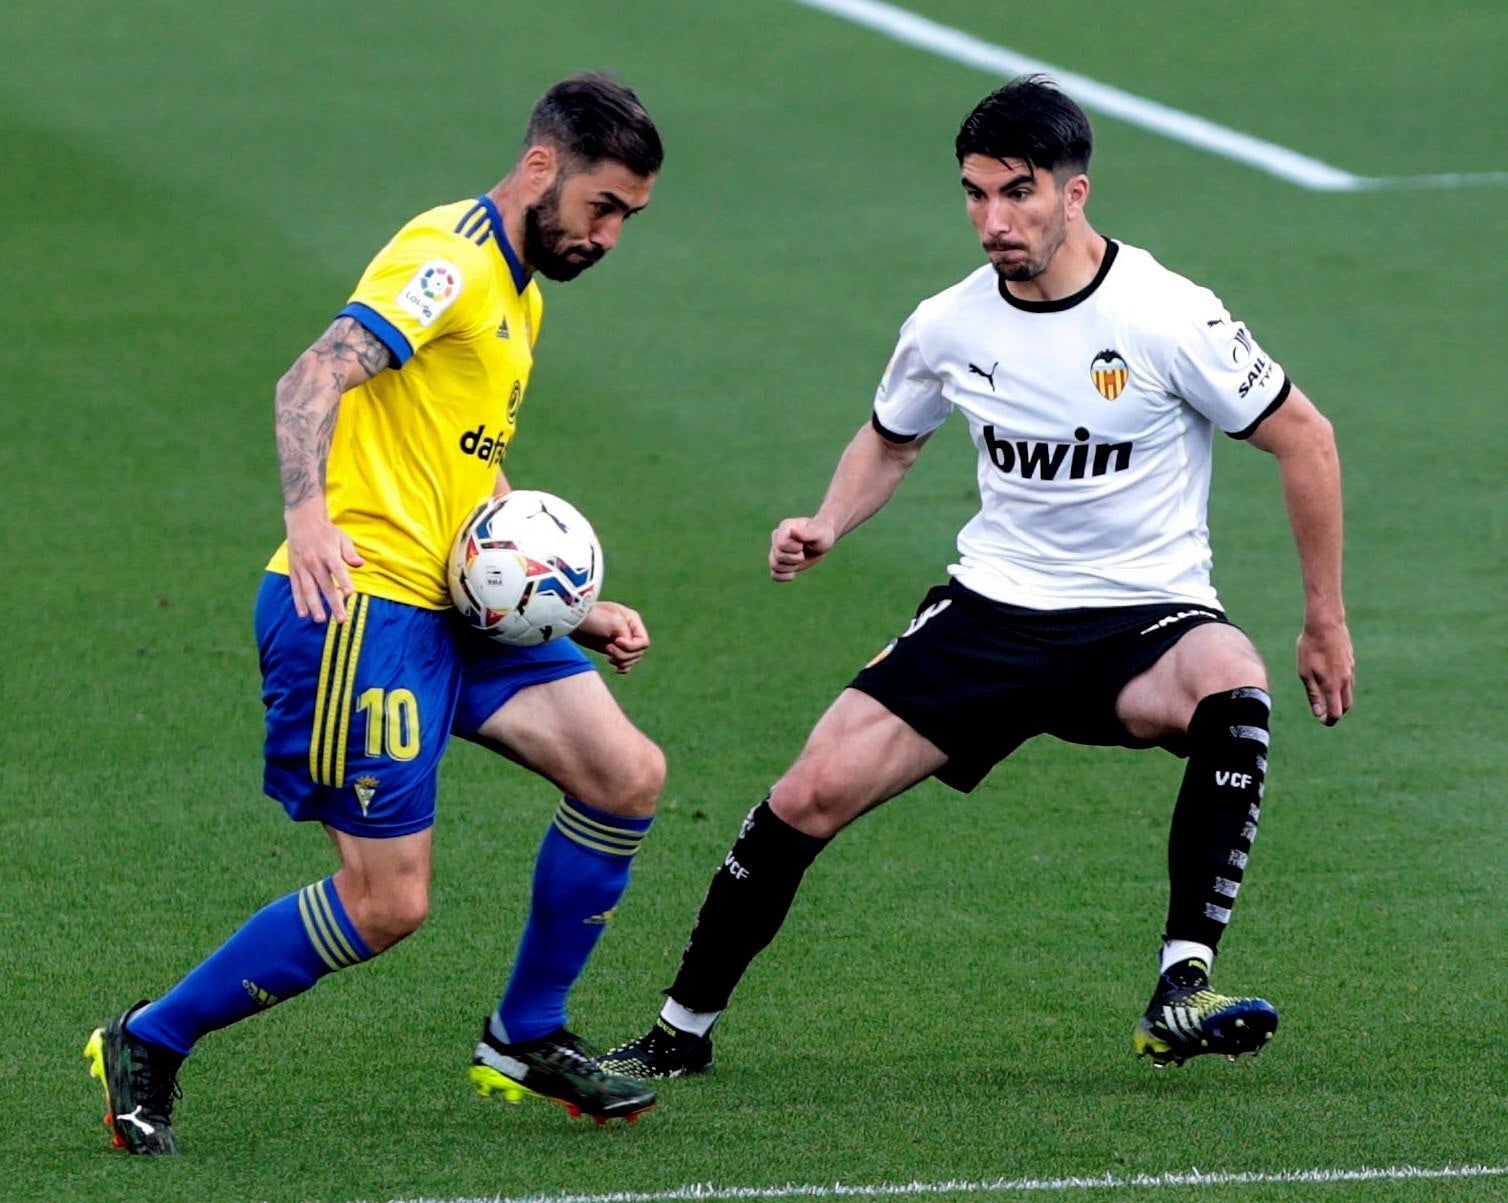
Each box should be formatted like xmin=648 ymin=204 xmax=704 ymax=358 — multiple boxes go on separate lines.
xmin=1090 ymin=349 xmax=1129 ymax=400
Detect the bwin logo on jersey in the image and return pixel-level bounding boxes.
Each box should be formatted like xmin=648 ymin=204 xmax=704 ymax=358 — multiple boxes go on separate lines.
xmin=1090 ymin=349 xmax=1129 ymax=400
xmin=983 ymin=425 xmax=1132 ymax=480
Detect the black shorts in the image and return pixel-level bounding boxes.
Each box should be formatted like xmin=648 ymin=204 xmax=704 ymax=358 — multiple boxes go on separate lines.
xmin=847 ymin=580 xmax=1232 ymax=792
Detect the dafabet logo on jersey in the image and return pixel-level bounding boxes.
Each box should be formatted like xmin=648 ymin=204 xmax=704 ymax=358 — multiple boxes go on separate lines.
xmin=1090 ymin=349 xmax=1129 ymax=400
xmin=396 ymin=260 xmax=462 ymax=327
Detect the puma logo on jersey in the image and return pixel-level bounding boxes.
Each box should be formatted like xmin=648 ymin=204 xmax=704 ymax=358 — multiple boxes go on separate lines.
xmin=967 ymin=361 xmax=998 ymax=390
xmin=983 ymin=425 xmax=1132 ymax=480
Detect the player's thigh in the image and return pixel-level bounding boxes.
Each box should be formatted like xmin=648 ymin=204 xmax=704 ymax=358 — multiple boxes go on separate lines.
xmin=256 ymin=573 xmax=462 ymax=839
xmin=770 ymin=688 xmax=947 ymax=838
xmin=468 ymin=670 xmax=664 ymax=816
xmin=1116 ymin=621 xmax=1268 ymax=740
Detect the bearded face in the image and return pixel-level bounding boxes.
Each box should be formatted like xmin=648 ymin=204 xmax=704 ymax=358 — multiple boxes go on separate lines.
xmin=522 ymin=177 xmax=606 ymax=282
xmin=986 ymin=193 xmax=1068 ymax=282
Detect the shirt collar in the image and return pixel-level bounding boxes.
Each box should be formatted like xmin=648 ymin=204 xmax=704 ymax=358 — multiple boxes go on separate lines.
xmin=475 ymin=195 xmax=531 ymax=294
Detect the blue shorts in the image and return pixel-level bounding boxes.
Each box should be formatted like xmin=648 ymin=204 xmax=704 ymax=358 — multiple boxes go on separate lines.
xmin=256 ymin=573 xmax=593 ymax=837
xmin=452 ymin=626 xmax=593 ymax=739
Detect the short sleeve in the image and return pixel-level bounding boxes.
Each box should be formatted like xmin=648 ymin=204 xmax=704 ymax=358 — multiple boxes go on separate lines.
xmin=1167 ymin=291 xmax=1290 ymax=437
xmin=338 ymin=225 xmax=485 ymax=366
xmin=872 ymin=311 xmax=950 ymax=441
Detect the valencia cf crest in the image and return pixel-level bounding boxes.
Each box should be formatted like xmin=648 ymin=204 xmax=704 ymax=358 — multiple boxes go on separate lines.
xmin=1090 ymin=349 xmax=1129 ymax=401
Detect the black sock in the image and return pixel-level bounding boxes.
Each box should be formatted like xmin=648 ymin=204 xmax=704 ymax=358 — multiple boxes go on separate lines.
xmin=668 ymin=798 xmax=831 ymax=1012
xmin=1164 ymin=687 xmax=1270 ymax=951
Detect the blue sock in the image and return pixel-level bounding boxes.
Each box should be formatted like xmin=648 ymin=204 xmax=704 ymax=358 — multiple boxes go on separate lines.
xmin=126 ymin=877 xmax=373 ymax=1056
xmin=492 ymin=797 xmax=653 ymax=1044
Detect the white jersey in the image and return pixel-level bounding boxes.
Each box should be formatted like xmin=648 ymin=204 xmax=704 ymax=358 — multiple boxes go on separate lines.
xmin=872 ymin=239 xmax=1290 ymax=609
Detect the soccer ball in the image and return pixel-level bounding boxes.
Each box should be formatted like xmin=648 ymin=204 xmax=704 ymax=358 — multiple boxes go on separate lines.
xmin=447 ymin=489 xmax=603 ymax=645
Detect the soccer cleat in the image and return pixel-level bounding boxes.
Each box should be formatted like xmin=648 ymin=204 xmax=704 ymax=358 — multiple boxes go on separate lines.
xmin=1133 ymin=960 xmax=1278 ymax=1068
xmin=470 ymin=1025 xmax=656 ymax=1123
xmin=599 ymin=1018 xmax=715 ymax=1080
xmin=85 ymin=1001 xmax=184 ymax=1155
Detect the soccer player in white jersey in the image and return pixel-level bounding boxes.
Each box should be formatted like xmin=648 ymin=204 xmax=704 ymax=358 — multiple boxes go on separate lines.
xmin=604 ymin=75 xmax=1353 ymax=1079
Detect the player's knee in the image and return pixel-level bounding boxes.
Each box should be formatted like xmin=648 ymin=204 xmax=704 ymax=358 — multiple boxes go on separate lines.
xmin=576 ymin=733 xmax=664 ymax=817
xmin=768 ymin=765 xmax=862 ymax=839
xmin=1193 ymin=632 xmax=1269 ymax=696
xmin=349 ymin=883 xmax=430 ymax=952
xmin=618 ymin=736 xmax=666 ymax=816
xmin=1206 ymin=660 xmax=1269 ymax=698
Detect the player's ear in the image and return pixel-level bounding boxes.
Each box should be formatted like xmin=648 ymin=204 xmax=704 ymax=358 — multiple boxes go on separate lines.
xmin=519 ymin=144 xmax=560 ymax=199
xmin=1063 ymin=171 xmax=1090 ymax=219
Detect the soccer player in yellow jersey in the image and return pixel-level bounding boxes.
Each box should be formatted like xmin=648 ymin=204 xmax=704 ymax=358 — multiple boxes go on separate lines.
xmin=87 ymin=75 xmax=665 ymax=1153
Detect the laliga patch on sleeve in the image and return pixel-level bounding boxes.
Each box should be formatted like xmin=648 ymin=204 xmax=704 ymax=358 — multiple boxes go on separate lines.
xmin=395 ymin=260 xmax=463 ymax=327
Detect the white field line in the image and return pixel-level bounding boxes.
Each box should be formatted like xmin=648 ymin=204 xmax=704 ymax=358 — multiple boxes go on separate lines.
xmin=386 ymin=1162 xmax=1508 ymax=1203
xmin=784 ymin=0 xmax=1506 ymax=193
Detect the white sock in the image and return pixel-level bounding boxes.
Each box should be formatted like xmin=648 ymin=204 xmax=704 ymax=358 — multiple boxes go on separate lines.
xmin=1160 ymin=940 xmax=1216 ymax=975
xmin=661 ymin=998 xmax=721 ymax=1037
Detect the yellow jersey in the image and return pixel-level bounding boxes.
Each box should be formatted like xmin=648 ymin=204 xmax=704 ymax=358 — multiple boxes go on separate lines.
xmin=268 ymin=196 xmax=543 ymax=608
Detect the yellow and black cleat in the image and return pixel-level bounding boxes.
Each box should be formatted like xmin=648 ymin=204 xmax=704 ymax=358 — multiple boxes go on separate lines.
xmin=1133 ymin=964 xmax=1277 ymax=1068
xmin=85 ymin=1002 xmax=183 ymax=1155
xmin=471 ymin=1024 xmax=655 ymax=1124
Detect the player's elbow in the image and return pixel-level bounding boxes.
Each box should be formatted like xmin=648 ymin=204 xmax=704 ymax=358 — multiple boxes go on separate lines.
xmin=1296 ymin=408 xmax=1339 ymax=464
xmin=872 ymin=427 xmax=927 ymax=468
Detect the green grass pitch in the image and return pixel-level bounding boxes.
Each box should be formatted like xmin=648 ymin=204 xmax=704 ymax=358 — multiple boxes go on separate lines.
xmin=2 ymin=2 xmax=1505 ymax=1200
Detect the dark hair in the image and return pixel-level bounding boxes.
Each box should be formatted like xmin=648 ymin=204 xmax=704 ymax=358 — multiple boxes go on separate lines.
xmin=525 ymin=73 xmax=663 ymax=177
xmin=955 ymin=75 xmax=1092 ymax=177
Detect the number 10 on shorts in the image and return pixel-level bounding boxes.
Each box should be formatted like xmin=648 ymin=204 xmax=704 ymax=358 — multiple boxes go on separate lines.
xmin=356 ymin=687 xmax=421 ymax=761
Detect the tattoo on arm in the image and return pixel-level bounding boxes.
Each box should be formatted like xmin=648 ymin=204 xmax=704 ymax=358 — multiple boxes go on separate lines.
xmin=324 ymin=319 xmax=393 ymax=382
xmin=274 ymin=318 xmax=392 ymax=509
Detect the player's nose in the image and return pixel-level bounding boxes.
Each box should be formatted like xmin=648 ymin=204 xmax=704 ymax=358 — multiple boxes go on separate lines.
xmin=985 ymin=200 xmax=1014 ymax=235
xmin=591 ymin=216 xmax=625 ymax=251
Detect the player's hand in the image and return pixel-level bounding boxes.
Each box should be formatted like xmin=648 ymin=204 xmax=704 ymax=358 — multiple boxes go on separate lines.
xmin=572 ymin=600 xmax=650 ymax=673
xmin=284 ymin=500 xmax=364 ymax=623
xmin=1296 ymin=618 xmax=1354 ymax=725
xmin=770 ymin=516 xmax=837 ymax=581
